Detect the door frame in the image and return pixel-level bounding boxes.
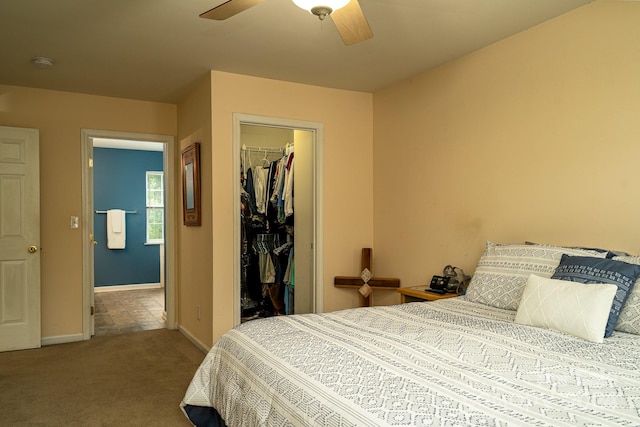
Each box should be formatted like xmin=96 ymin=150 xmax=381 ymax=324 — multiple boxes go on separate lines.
xmin=232 ymin=113 xmax=324 ymax=325
xmin=81 ymin=129 xmax=176 ymax=339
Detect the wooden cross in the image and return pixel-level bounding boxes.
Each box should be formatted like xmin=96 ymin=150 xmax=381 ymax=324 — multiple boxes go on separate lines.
xmin=334 ymin=248 xmax=400 ymax=307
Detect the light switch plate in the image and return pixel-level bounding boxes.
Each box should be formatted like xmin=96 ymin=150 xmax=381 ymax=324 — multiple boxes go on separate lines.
xmin=70 ymin=216 xmax=79 ymax=229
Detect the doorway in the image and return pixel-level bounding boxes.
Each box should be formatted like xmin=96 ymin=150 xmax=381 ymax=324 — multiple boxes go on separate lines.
xmin=81 ymin=130 xmax=176 ymax=339
xmin=232 ymin=114 xmax=324 ymax=325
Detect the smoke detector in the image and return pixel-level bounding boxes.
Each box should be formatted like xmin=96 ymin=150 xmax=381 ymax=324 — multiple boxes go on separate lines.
xmin=32 ymin=56 xmax=54 ymax=69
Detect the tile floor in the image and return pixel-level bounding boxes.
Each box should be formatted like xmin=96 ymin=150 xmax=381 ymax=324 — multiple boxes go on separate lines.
xmin=94 ymin=288 xmax=166 ymax=336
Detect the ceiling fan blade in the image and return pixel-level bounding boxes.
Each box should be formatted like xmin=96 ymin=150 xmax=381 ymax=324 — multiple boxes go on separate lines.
xmin=330 ymin=0 xmax=373 ymax=45
xmin=200 ymin=0 xmax=263 ymax=20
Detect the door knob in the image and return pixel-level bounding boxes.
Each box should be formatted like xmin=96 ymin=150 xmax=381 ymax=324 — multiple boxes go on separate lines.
xmin=93 ymin=240 xmax=98 ymax=246
xmin=27 ymin=245 xmax=38 ymax=253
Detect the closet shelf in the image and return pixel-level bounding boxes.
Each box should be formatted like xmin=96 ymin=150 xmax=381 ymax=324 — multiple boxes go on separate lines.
xmin=242 ymin=144 xmax=289 ymax=154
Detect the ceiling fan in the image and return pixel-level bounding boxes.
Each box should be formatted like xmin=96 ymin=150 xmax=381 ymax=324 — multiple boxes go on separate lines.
xmin=200 ymin=0 xmax=373 ymax=45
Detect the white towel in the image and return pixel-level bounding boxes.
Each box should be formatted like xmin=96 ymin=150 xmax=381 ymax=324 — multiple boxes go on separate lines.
xmin=107 ymin=209 xmax=126 ymax=249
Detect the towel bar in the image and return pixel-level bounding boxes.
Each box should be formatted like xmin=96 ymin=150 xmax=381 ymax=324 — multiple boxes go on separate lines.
xmin=95 ymin=210 xmax=137 ymax=214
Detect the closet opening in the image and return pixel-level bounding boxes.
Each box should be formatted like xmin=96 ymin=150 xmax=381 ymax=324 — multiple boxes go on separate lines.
xmin=233 ymin=114 xmax=324 ymax=325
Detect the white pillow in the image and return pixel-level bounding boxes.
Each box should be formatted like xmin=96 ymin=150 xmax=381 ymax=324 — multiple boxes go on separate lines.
xmin=514 ymin=274 xmax=617 ymax=343
xmin=466 ymin=241 xmax=608 ymax=311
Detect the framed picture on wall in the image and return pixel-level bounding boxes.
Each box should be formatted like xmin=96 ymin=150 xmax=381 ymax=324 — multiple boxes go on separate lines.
xmin=181 ymin=142 xmax=201 ymax=226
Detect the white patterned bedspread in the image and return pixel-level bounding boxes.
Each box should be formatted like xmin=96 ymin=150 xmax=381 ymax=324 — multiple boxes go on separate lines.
xmin=181 ymin=298 xmax=640 ymax=426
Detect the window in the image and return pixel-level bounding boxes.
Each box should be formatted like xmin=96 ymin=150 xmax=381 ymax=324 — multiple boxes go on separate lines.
xmin=146 ymin=171 xmax=164 ymax=244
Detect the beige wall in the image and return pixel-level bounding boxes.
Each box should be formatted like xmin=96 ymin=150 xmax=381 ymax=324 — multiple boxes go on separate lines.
xmin=10 ymin=1 xmax=628 ymax=345
xmin=207 ymin=71 xmax=374 ymax=344
xmin=1 ymin=68 xmax=371 ymax=346
xmin=372 ymin=1 xmax=640 ymax=304
xmin=0 ymin=84 xmax=176 ymax=339
xmin=176 ymin=75 xmax=214 ymax=347
xmin=241 ymin=125 xmax=294 ymax=150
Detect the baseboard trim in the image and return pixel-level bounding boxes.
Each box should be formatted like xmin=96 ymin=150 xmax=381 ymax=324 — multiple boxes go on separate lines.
xmin=178 ymin=325 xmax=210 ymax=354
xmin=42 ymin=333 xmax=85 ymax=346
xmin=95 ymin=283 xmax=162 ymax=292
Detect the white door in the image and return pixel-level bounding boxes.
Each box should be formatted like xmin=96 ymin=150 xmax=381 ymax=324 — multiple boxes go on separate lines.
xmin=0 ymin=126 xmax=40 ymax=351
xmin=293 ymin=129 xmax=314 ymax=314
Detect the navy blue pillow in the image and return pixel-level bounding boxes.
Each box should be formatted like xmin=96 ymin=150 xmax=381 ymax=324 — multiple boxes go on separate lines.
xmin=551 ymin=255 xmax=640 ymax=337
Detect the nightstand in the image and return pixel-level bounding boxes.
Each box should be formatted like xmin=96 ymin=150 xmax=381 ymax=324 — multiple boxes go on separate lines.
xmin=397 ymin=286 xmax=459 ymax=303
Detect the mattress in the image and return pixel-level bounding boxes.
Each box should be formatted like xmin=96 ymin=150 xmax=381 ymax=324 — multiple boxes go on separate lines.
xmin=181 ymin=298 xmax=640 ymax=426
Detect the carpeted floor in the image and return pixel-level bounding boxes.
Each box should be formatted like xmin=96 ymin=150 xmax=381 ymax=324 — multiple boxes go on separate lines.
xmin=0 ymin=329 xmax=206 ymax=426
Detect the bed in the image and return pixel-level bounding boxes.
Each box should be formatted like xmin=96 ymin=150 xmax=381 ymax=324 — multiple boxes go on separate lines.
xmin=181 ymin=241 xmax=640 ymax=426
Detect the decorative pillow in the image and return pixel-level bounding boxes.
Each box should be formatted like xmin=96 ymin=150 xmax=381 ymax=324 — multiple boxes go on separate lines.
xmin=551 ymin=255 xmax=640 ymax=337
xmin=525 ymin=241 xmax=629 ymax=258
xmin=465 ymin=241 xmax=608 ymax=311
xmin=612 ymin=255 xmax=640 ymax=335
xmin=514 ymin=274 xmax=617 ymax=343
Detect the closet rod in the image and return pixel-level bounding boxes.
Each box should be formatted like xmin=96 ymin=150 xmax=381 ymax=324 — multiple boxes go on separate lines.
xmin=95 ymin=210 xmax=137 ymax=214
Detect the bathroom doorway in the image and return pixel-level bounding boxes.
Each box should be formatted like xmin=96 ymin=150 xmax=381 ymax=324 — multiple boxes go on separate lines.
xmin=81 ymin=130 xmax=176 ymax=339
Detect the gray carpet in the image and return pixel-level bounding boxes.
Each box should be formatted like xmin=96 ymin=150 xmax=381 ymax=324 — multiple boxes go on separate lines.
xmin=0 ymin=329 xmax=206 ymax=426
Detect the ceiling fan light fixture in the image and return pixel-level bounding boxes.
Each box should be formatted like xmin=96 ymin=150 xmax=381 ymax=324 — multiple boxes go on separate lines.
xmin=292 ymin=0 xmax=350 ymax=20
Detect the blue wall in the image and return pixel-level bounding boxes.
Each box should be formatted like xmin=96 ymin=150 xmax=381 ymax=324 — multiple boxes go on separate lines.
xmin=94 ymin=148 xmax=163 ymax=287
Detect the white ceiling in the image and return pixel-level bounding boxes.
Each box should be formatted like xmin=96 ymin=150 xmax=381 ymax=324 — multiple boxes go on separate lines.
xmin=0 ymin=0 xmax=593 ymax=104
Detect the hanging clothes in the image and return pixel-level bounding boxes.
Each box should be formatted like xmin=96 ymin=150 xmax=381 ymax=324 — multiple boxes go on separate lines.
xmin=241 ymin=145 xmax=295 ymax=320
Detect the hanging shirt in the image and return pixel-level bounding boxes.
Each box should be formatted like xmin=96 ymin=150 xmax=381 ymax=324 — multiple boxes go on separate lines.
xmin=270 ymin=157 xmax=286 ymax=206
xmin=258 ymin=253 xmax=276 ymax=284
xmin=252 ymin=166 xmax=267 ymax=214
xmin=244 ymin=167 xmax=257 ymax=213
xmin=283 ymin=153 xmax=294 ymax=217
